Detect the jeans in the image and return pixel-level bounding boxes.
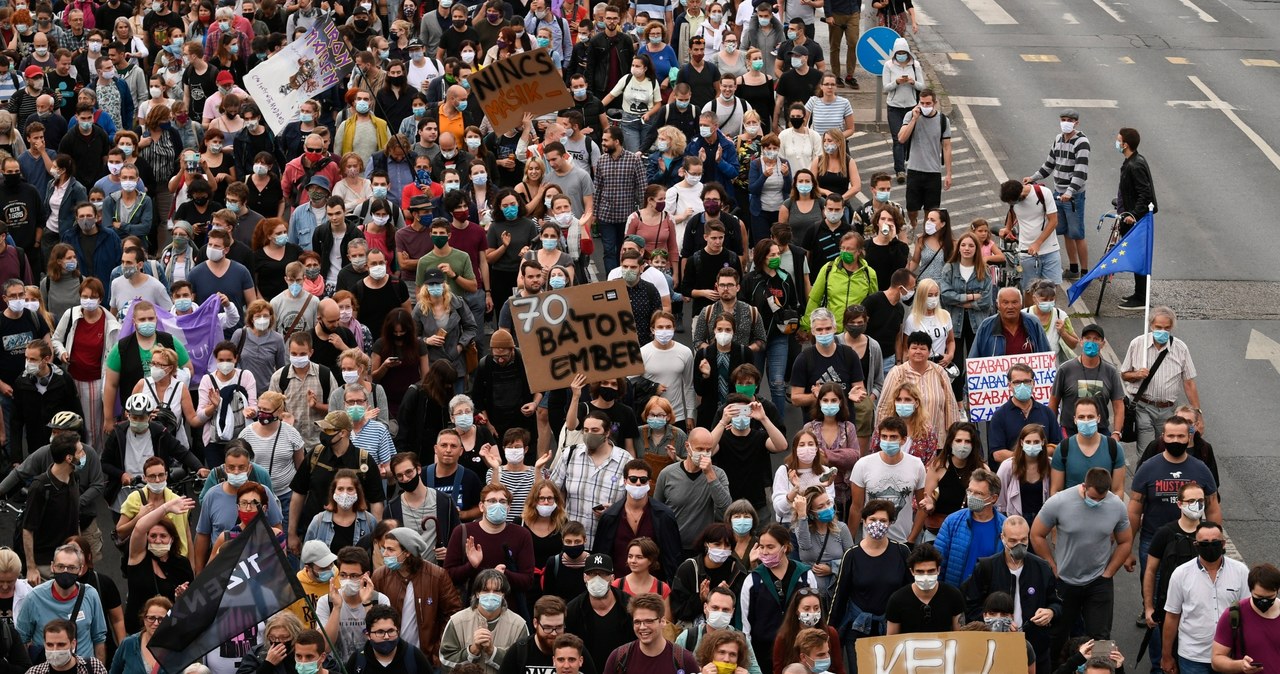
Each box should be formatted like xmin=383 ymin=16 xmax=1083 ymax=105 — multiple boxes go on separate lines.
xmin=620 ymin=116 xmax=643 ymax=152
xmin=1052 ymin=575 xmax=1115 ymax=659
xmin=1176 ymin=657 xmax=1212 ymax=674
xmin=882 ymin=354 xmax=896 ymax=376
xmin=828 ymin=13 xmax=861 ymax=79
xmin=464 ymin=289 xmax=487 ymax=333
xmin=1140 ymin=533 xmax=1163 ymax=674
xmin=755 ymin=334 xmax=790 ymax=414
xmin=599 ymin=220 xmax=626 ymax=273
xmin=1019 ymin=251 xmax=1064 ymax=289
xmin=1053 ymin=190 xmax=1087 ymax=239
xmin=1135 ymin=399 xmax=1175 ymax=459
xmin=887 ymin=106 xmax=911 ymax=174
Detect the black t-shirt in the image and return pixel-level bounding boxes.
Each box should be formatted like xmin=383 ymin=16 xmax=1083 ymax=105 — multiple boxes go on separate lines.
xmin=353 ymin=280 xmax=410 ymax=327
xmin=566 ymin=588 xmax=635 ymax=670
xmin=777 ymin=40 xmax=826 ymax=74
xmin=884 ymin=583 xmax=966 ymax=634
xmin=713 ymin=428 xmax=772 ymax=507
xmin=843 ymin=544 xmax=913 ymax=616
xmin=426 ymin=464 xmax=482 ymax=512
xmin=0 ymin=309 xmax=48 ymax=383
xmin=23 ymin=471 xmax=79 ymax=563
xmin=1147 ymin=520 xmax=1198 ymax=615
xmin=181 ymin=63 xmax=221 ymax=109
xmin=580 ymin=400 xmax=640 ymax=448
xmin=311 ymin=325 xmax=358 ymax=371
xmin=863 ymin=291 xmax=905 ymax=357
xmin=789 ymin=343 xmax=867 ymax=391
xmin=289 ymin=445 xmax=387 ymax=536
xmin=439 ymin=27 xmax=481 ymax=55
xmin=681 ymin=248 xmax=741 ymax=315
xmin=331 ymin=521 xmax=355 ymax=551
xmin=173 ymin=201 xmax=224 ymax=239
xmin=47 ymin=71 xmax=78 ymax=115
xmin=776 ymin=67 xmax=824 ymax=108
xmin=864 ymin=239 xmax=910 ymax=291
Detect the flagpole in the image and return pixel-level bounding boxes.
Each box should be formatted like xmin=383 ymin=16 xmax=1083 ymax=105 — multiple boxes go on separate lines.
xmin=1141 ymin=204 xmax=1154 ymax=368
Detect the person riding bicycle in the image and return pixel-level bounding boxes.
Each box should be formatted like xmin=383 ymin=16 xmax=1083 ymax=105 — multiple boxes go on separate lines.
xmin=101 ymin=394 xmax=208 ymax=507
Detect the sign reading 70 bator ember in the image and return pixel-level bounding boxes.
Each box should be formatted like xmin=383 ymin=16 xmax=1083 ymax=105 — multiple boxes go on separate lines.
xmin=511 ymin=280 xmax=645 ymax=393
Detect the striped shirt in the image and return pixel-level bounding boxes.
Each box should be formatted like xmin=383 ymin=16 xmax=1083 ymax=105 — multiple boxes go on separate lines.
xmin=1120 ymin=334 xmax=1197 ymax=404
xmin=805 ymin=96 xmax=854 ymax=136
xmin=1031 ymin=130 xmax=1090 ymax=198
xmin=351 ymin=419 xmax=397 ymax=467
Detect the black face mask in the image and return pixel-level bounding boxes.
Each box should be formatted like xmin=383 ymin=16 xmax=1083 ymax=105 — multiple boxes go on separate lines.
xmin=596 ymin=387 xmax=618 ymax=402
xmin=320 ymin=431 xmax=343 ymax=450
xmin=1254 ymin=595 xmax=1277 ymax=612
xmin=1196 ymin=540 xmax=1225 ymax=563
xmin=54 ymin=571 xmax=78 ymax=590
xmin=192 ymin=196 xmax=209 ymax=206
xmin=1165 ymin=441 xmax=1188 ymax=458
xmin=563 ymin=544 xmax=585 ymax=558
xmin=398 ymin=473 xmax=421 ymax=493
xmin=789 ymin=117 xmax=804 ymax=129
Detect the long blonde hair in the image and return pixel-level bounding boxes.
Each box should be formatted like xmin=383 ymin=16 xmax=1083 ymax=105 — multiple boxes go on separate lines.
xmin=889 ymin=381 xmax=929 ymax=439
xmin=910 ymin=278 xmax=951 ymax=326
xmin=417 ymin=279 xmax=455 ymax=311
xmin=816 ymin=129 xmax=848 ymax=177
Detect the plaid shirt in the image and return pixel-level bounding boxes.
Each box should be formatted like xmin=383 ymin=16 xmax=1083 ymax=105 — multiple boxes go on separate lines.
xmin=550 ymin=443 xmax=630 ymax=546
xmin=592 ymin=148 xmax=646 ymax=224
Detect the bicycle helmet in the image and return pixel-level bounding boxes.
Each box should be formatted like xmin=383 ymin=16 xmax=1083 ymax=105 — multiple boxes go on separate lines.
xmin=47 ymin=411 xmax=83 ymax=430
xmin=124 ymin=393 xmax=157 ymax=416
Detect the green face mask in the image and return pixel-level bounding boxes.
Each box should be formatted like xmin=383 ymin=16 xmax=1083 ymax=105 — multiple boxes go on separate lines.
xmin=431 ymin=234 xmax=449 ymax=248
xmin=766 ymin=257 xmax=782 ymax=270
xmin=839 ymin=251 xmax=855 ymax=264
xmin=735 ymin=383 xmax=757 ymax=397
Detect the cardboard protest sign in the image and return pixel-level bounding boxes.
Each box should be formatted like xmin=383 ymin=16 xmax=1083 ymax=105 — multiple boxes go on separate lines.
xmin=468 ymin=48 xmax=572 ymax=135
xmin=243 ymin=17 xmax=353 ymax=134
xmin=511 ymin=280 xmax=645 ymax=393
xmin=965 ymin=352 xmax=1058 ymax=422
xmin=856 ymin=631 xmax=1028 ymax=674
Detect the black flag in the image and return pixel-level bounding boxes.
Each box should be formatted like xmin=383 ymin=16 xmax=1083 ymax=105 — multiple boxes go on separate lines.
xmin=148 ymin=515 xmax=305 ymax=674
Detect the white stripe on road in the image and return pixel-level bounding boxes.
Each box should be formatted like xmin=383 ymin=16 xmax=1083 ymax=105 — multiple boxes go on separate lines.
xmin=1187 ymin=76 xmax=1280 ymax=172
xmin=1179 ymin=0 xmax=1217 ymax=22
xmin=952 ymin=102 xmax=1009 ymax=183
xmin=1043 ymin=98 xmax=1119 ymax=108
xmin=915 ymin=7 xmax=938 ymax=25
xmin=1167 ymin=100 xmax=1237 ymax=110
xmin=1091 ymin=0 xmax=1125 ymax=22
xmin=960 ymin=0 xmax=1018 ymax=24
xmin=950 ymin=96 xmax=1002 ymax=106
xmin=1063 ymin=12 xmax=1079 ymax=24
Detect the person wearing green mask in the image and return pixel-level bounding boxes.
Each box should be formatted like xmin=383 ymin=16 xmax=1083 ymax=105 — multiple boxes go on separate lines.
xmin=742 ymin=238 xmax=802 ymax=414
xmin=801 ymin=231 xmax=876 ymax=339
xmin=417 ymin=215 xmax=477 ymax=301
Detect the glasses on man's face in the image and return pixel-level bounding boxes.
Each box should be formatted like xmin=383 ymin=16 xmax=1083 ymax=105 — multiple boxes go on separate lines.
xmin=537 ymin=622 xmax=565 ymax=634
xmin=1009 ymin=379 xmax=1034 ymax=387
xmin=633 ymin=618 xmax=660 ymax=627
xmin=339 ymin=572 xmax=363 ymax=581
xmin=368 ymin=628 xmax=398 ymax=639
xmin=51 ymin=564 xmax=80 ymax=573
xmin=626 ymin=475 xmax=650 ymax=485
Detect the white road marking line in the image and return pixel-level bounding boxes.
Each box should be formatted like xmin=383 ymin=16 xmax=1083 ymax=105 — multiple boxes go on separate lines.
xmin=960 ymin=0 xmax=1018 ymax=24
xmin=1043 ymin=98 xmax=1119 ymax=108
xmin=1063 ymin=12 xmax=1079 ymax=23
xmin=1091 ymin=0 xmax=1125 ymax=22
xmin=950 ymin=96 xmax=1002 ymax=106
xmin=1187 ymin=76 xmax=1280 ymax=171
xmin=1167 ymin=100 xmax=1237 ymax=110
xmin=952 ymin=103 xmax=1008 ymax=184
xmin=1179 ymin=0 xmax=1217 ymax=21
xmin=916 ymin=7 xmax=938 ymax=24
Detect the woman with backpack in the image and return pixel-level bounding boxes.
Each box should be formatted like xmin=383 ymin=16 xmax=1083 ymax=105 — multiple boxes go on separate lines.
xmin=601 ymin=55 xmax=663 ymax=152
xmin=131 ymin=345 xmax=201 ymax=449
xmin=198 ymin=340 xmax=259 ymax=466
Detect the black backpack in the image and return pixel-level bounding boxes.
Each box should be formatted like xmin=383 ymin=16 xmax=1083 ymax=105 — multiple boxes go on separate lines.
xmin=1152 ymin=527 xmax=1198 ymax=622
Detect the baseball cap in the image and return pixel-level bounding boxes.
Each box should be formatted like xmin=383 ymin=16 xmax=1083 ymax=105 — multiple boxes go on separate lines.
xmin=23 ymin=65 xmax=44 ymax=79
xmin=584 ymin=553 xmax=613 ymax=574
xmin=1081 ymin=324 xmax=1104 ymax=340
xmin=300 ymin=540 xmax=337 ymax=567
xmin=316 ymin=411 xmax=352 ymax=432
xmin=216 ymin=70 xmax=234 ymax=85
xmin=791 ymin=45 xmax=809 ymax=57
xmin=422 ymin=268 xmax=445 ymax=284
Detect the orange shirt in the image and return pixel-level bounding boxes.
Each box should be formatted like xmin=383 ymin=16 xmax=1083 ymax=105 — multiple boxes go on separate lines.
xmin=437 ymin=105 xmax=466 ymax=141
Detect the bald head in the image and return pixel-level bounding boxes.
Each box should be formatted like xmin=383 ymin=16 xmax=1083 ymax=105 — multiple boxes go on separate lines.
xmin=687 ymin=427 xmax=714 ymax=453
xmin=447 ymin=85 xmax=467 ymax=103
xmin=318 ymin=298 xmax=340 ymax=323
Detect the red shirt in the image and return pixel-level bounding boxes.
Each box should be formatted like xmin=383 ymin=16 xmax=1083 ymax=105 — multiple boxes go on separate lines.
xmin=69 ymin=314 xmax=105 ymax=381
xmin=1001 ymin=320 xmax=1033 ymax=356
xmin=447 ymin=221 xmax=490 ymax=291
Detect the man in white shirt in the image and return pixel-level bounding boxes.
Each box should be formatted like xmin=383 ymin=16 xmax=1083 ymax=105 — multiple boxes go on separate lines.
xmin=1162 ymin=521 xmax=1249 ymax=674
xmin=849 ymin=416 xmax=925 ymax=542
xmin=700 ymin=75 xmax=752 ymax=137
xmin=1000 ymin=179 xmax=1061 ymax=292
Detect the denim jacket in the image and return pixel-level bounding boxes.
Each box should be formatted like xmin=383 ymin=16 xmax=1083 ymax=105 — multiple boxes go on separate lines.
xmin=304 ymin=510 xmax=378 ymax=548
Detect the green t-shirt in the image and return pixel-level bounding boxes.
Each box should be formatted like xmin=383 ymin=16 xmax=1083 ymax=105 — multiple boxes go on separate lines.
xmin=105 ymin=337 xmax=191 ymax=377
xmin=417 ymin=248 xmax=475 ymax=296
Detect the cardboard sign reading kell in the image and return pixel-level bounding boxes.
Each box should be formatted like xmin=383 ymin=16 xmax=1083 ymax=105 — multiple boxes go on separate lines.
xmin=856 ymin=631 xmax=1028 ymax=674
xmin=468 ymin=49 xmax=572 ymax=135
xmin=511 ymin=280 xmax=645 ymax=393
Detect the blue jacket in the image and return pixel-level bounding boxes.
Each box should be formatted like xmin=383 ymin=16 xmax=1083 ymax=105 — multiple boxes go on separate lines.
xmin=102 ymin=190 xmax=154 ymax=242
xmin=62 ymin=226 xmax=123 ymax=304
xmin=934 ymin=508 xmax=1006 ymax=587
xmin=109 ymin=633 xmax=148 ymax=674
xmin=938 ymin=262 xmax=995 ymax=335
xmin=968 ymin=312 xmax=1050 ymax=359
xmin=45 ymin=177 xmax=89 ymax=237
xmin=304 ymin=509 xmax=379 ymax=548
xmin=288 ymin=204 xmax=323 ymax=251
xmin=686 ymin=132 xmax=739 ymax=186
xmin=747 ymin=157 xmax=792 ymax=217
xmin=647 ymin=151 xmax=682 ymax=187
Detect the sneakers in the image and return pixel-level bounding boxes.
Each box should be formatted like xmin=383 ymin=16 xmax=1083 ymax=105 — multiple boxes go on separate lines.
xmin=1117 ymin=295 xmax=1145 ymax=310
xmin=1064 ymin=268 xmax=1080 ymax=281
xmin=847 ymin=75 xmax=859 ymax=89
xmin=896 ymin=171 xmax=906 ymax=184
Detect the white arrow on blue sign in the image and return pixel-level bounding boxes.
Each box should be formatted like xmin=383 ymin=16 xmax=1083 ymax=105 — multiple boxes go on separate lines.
xmin=856 ymin=27 xmax=902 ymax=77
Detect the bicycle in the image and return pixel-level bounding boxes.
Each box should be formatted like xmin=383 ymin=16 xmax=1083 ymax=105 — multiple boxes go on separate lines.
xmin=1091 ymin=210 xmax=1130 ymax=315
xmin=998 ymin=236 xmax=1026 ymax=289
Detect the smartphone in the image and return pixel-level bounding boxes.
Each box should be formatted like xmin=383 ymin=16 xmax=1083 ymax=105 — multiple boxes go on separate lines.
xmin=1093 ymin=641 xmax=1115 ymax=658
xmin=592 ymin=504 xmax=606 ymax=513
xmin=820 ymin=466 xmax=839 ymax=482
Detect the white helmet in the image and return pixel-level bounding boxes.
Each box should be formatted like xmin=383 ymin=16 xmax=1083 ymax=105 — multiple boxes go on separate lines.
xmin=124 ymin=393 xmax=156 ymax=416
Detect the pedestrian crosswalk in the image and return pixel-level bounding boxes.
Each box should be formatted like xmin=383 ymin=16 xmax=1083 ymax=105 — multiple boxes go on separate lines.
xmin=922 ymin=0 xmax=1229 ymax=27
xmin=845 ymin=127 xmax=1007 ymax=233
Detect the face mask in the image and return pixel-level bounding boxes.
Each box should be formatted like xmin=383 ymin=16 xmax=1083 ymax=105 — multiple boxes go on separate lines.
xmin=382 ymin=554 xmax=403 ymax=570
xmin=587 ymin=576 xmax=611 ymax=597
xmin=914 ymin=574 xmax=938 ymax=591
xmin=826 ymin=212 xmax=843 ymax=224
xmin=819 ymin=401 xmax=840 ymax=417
xmin=895 ymin=53 xmax=909 ymax=63
xmin=1152 ymin=329 xmax=1171 ymax=345
xmin=305 ymin=268 xmax=321 ymax=279
xmin=706 ymin=610 xmax=732 ymax=629
xmin=795 ymin=182 xmax=814 ymax=195
xmin=951 ymin=443 xmax=971 ymax=459
xmin=207 ymin=247 xmax=226 ymax=262
xmin=706 ymin=547 xmax=733 ymax=565
xmin=1021 ymin=442 xmax=1043 ymax=457
xmin=815 ymin=506 xmax=835 ymax=523
xmin=485 ymin=502 xmax=508 ymax=524
xmin=1075 ymin=418 xmax=1098 ymax=436
xmin=758 ymin=551 xmax=783 ymax=568
xmin=731 ymin=517 xmax=753 ymax=535
xmin=79 ymin=120 xmax=94 ymax=132
xmin=715 ymin=332 xmax=733 ymax=347
xmin=171 ymin=297 xmax=194 ymax=313
xmin=369 ymin=264 xmax=388 ymax=280
xmin=251 ymin=317 xmax=271 ymax=332
xmin=757 ymin=16 xmax=769 ymax=25
xmin=1181 ymin=501 xmax=1204 ymax=520
xmin=537 ymin=504 xmax=558 ymax=518
xmin=502 ymin=204 xmax=519 ymax=220
xmin=454 ymin=412 xmax=474 ymax=432
xmin=23 ymin=361 xmax=39 ymax=377
xmin=880 ymin=440 xmax=901 ymax=456
xmin=1059 ymin=120 xmax=1076 ymax=135
xmin=290 ymin=355 xmax=311 ymax=369
xmin=1196 ymin=540 xmax=1225 ymax=563
xmin=685 ymin=173 xmax=701 ymax=186
xmin=752 ymin=59 xmax=764 ymax=71
xmin=1115 ymin=140 xmax=1124 ymax=152
xmin=924 ymin=221 xmax=939 ymax=236
xmin=1007 ymin=542 xmax=1028 ymax=561
xmin=457 ymin=100 xmax=469 ymax=111
xmin=1164 ymin=441 xmax=1188 ymax=458
xmin=64 ymin=258 xmax=78 ymax=273
xmin=296 ymin=663 xmax=319 ymax=674
xmin=790 ymin=57 xmax=802 ymax=69
xmin=824 ymin=143 xmax=837 ymax=154
xmin=865 ymin=520 xmax=889 ymax=540
xmin=427 ymin=284 xmax=444 ymax=297
xmin=919 ymin=106 xmax=934 ymax=116
xmin=730 ymin=415 xmax=751 ymax=431
xmin=625 ymin=483 xmax=649 ymax=500
xmin=809 ymin=657 xmax=831 ymax=674
xmin=895 ymin=402 xmax=915 ymax=417
xmin=1084 ymin=495 xmax=1103 ymax=508
xmin=653 ymin=328 xmax=675 ymax=345
xmin=137 ymin=321 xmax=158 ymax=337
xmin=340 ymin=578 xmax=361 ymax=597
xmin=227 ymin=471 xmax=249 ymax=487
xmin=925 ymin=296 xmax=940 ymax=310
xmin=1256 ymin=596 xmax=1278 ymax=612
xmin=1012 ymin=383 xmax=1033 ymax=402
xmin=966 ymin=494 xmax=989 ymax=512
xmin=46 ymin=651 xmax=73 ymax=668
xmin=621 ymin=270 xmax=639 ymax=284
xmin=984 ymin=616 xmax=1014 ymax=632
xmin=1081 ymin=340 xmax=1101 ymax=358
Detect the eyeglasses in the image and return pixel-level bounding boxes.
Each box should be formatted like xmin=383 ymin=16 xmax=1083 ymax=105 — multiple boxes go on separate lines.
xmin=238 ymin=500 xmax=262 ymax=510
xmin=632 ymin=618 xmax=660 ymax=627
xmin=537 ymin=623 xmax=565 ymax=634
xmin=482 ymin=499 xmax=510 ymax=506
xmin=51 ymin=564 xmax=80 ymax=573
xmin=626 ymin=476 xmax=650 ymax=484
xmin=368 ymin=628 xmax=398 ymax=639
xmin=1009 ymin=379 xmax=1034 ymax=386
xmin=144 ymin=615 xmax=165 ymax=624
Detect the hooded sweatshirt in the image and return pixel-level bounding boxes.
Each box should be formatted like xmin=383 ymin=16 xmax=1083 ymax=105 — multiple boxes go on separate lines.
xmin=882 ymin=37 xmax=926 ymax=109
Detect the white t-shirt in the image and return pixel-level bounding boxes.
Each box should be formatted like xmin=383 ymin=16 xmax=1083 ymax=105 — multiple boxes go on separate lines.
xmin=902 ymin=312 xmax=951 ymax=357
xmin=609 ymin=74 xmax=662 ymax=117
xmin=607 ymin=266 xmax=671 ymax=298
xmin=1014 ymin=184 xmax=1060 ymax=255
xmin=849 ymin=452 xmax=925 ymax=543
xmin=407 ymin=58 xmax=443 ymax=91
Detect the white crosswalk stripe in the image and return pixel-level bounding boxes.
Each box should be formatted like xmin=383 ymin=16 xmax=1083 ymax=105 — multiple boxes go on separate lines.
xmin=959 ymin=0 xmax=1018 ymax=24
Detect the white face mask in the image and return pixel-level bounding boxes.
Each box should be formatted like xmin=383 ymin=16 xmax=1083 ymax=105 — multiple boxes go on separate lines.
xmin=342 ymin=369 xmax=360 ymax=384
xmin=503 ymin=447 xmax=525 ymax=464
xmin=586 ymin=576 xmax=611 ymax=598
xmin=714 ymin=332 xmax=733 ymax=346
xmin=253 ymin=317 xmax=271 ymax=331
xmin=216 ymin=361 xmax=235 ymax=375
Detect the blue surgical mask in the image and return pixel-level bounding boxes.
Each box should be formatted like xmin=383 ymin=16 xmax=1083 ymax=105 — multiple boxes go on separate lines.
xmin=274 ymin=234 xmax=288 ymax=246
xmin=174 ymin=298 xmax=193 ymax=312
xmin=316 ymin=568 xmax=333 ymax=582
xmin=1021 ymin=442 xmax=1043 ymax=457
xmin=299 ymin=113 xmax=314 ymax=123
xmin=541 ymin=238 xmax=558 ymax=250
xmin=895 ymin=53 xmax=908 ymax=63
xmin=226 ymin=471 xmax=249 ymax=487
xmin=502 ymin=204 xmax=519 ymax=220
xmin=289 ymin=282 xmax=303 ymax=297
xmin=880 ymin=440 xmax=901 ymax=456
xmin=814 ymin=332 xmax=835 ymax=346
xmin=1082 ymin=341 xmax=1101 ymax=357
xmin=820 ymin=402 xmax=839 ymax=417
xmin=797 ymin=183 xmax=813 ymax=195
xmin=485 ymin=503 xmax=507 ymax=524
xmin=1152 ymin=329 xmax=1170 ymax=345
xmin=1012 ymin=383 xmax=1033 ymax=401
xmin=382 ymin=554 xmax=402 ymax=570
xmin=894 ymin=402 xmax=915 ymax=417
xmin=296 ymin=663 xmax=319 ymax=674
xmin=1084 ymin=495 xmax=1103 ymax=508
xmin=477 ymin=592 xmax=503 ymax=612
xmin=137 ymin=321 xmax=157 ymax=337
xmin=457 ymin=100 xmax=468 ymax=111
xmin=875 ymin=190 xmax=891 ymax=202
xmin=426 ymin=284 xmax=444 ymax=297
xmin=1115 ymin=140 xmax=1123 ymax=152
xmin=372 ymin=185 xmax=389 ymax=198
xmin=355 ymin=100 xmax=370 ymax=115
xmin=731 ymin=517 xmax=753 ymax=535
xmin=1076 ymin=419 xmax=1099 ymax=437
xmin=730 ymin=416 xmax=751 ymax=431
xmin=454 ymin=412 xmax=474 ymax=431
xmin=549 ymin=276 xmax=567 ymax=289
xmin=815 ymin=507 xmax=835 ymax=523
xmin=647 ymin=416 xmax=667 ymax=430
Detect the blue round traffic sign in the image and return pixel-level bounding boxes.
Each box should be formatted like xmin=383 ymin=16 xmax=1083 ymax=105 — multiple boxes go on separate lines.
xmin=856 ymin=27 xmax=902 ymax=77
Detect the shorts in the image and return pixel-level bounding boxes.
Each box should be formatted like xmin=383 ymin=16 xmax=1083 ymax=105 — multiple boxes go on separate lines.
xmin=1019 ymin=252 xmax=1063 ymax=289
xmin=1053 ymin=190 xmax=1087 ymax=239
xmin=905 ymin=170 xmax=942 ymax=212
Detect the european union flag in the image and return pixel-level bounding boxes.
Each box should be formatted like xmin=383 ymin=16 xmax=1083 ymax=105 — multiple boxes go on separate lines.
xmin=1067 ymin=212 xmax=1154 ymax=305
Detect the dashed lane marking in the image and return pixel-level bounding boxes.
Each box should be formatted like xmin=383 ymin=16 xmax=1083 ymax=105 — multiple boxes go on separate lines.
xmin=1042 ymin=98 xmax=1119 ymax=108
xmin=1021 ymin=54 xmax=1061 ymax=62
xmin=1242 ymin=59 xmax=1280 ymax=67
xmin=949 ymin=52 xmax=972 ymax=61
xmin=960 ymin=0 xmax=1019 ymax=24
xmin=1166 ymin=56 xmax=1193 ymax=64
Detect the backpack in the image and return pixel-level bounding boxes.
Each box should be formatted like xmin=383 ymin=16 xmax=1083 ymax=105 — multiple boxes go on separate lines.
xmin=1151 ymin=527 xmax=1198 ymax=622
xmin=1005 ymin=184 xmax=1047 ymax=237
xmin=613 ymin=640 xmax=690 ymax=674
xmin=1064 ymin=434 xmax=1119 ymax=478
xmin=207 ymin=371 xmax=250 ymax=441
xmin=145 ymin=378 xmax=181 ymax=436
xmin=1228 ymin=603 xmax=1246 ymax=659
xmin=275 ymin=363 xmax=333 ymax=403
xmin=903 ymin=111 xmax=948 ymax=163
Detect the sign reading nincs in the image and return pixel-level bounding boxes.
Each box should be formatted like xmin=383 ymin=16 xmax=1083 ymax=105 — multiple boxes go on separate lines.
xmin=965 ymin=352 xmax=1058 ymax=422
xmin=511 ymin=280 xmax=645 ymax=393
xmin=468 ymin=48 xmax=572 ymax=135
xmin=856 ymin=631 xmax=1028 ymax=674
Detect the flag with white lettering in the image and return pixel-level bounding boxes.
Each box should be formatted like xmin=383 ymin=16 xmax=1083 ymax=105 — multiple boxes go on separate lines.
xmin=148 ymin=515 xmax=303 ymax=674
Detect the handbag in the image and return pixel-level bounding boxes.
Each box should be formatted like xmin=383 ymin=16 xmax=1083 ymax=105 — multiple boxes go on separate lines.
xmin=1121 ymin=347 xmax=1169 ymax=442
